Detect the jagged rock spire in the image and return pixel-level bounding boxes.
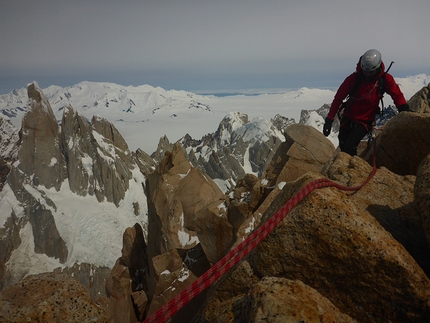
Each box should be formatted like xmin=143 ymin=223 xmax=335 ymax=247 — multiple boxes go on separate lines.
xmin=18 ymin=82 xmax=67 ymax=190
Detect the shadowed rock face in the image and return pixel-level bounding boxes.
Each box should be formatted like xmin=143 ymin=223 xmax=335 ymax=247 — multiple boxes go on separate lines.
xmin=360 ymin=84 xmax=430 ymax=176
xmin=415 ymin=155 xmax=430 ymax=250
xmin=18 ymin=83 xmax=67 ymax=191
xmin=61 ymin=106 xmax=133 ymax=206
xmin=361 ymin=112 xmax=430 ymax=176
xmin=106 ymin=223 xmax=149 ymax=323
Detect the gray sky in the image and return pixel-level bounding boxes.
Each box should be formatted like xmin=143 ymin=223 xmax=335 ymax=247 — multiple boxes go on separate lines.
xmin=1 ymin=0 xmax=429 ymax=94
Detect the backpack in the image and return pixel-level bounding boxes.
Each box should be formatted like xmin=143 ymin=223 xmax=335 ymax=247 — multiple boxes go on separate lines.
xmin=337 ymin=61 xmax=394 ymax=119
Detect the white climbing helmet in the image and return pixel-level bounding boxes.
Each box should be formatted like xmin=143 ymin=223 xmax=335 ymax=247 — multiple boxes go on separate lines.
xmin=360 ymin=49 xmax=382 ymax=72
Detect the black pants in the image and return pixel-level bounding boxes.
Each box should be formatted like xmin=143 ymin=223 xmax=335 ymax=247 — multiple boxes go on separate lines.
xmin=338 ymin=116 xmax=371 ymax=156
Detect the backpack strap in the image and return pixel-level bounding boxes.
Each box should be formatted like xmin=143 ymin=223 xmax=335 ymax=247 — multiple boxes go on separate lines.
xmin=378 ymin=61 xmax=394 ymax=115
xmin=337 ymin=61 xmax=394 ymax=119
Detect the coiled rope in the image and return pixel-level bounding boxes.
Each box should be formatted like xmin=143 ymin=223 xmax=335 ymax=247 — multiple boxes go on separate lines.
xmin=143 ymin=142 xmax=377 ymax=323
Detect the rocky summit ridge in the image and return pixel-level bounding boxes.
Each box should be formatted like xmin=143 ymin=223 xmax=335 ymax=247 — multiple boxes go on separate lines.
xmin=0 ymin=82 xmax=430 ymax=322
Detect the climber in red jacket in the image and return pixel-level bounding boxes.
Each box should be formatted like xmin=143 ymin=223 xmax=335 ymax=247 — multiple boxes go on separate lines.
xmin=323 ymin=49 xmax=410 ymax=155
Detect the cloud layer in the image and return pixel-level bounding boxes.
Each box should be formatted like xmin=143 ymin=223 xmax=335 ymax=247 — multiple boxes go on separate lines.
xmin=1 ymin=0 xmax=429 ymax=94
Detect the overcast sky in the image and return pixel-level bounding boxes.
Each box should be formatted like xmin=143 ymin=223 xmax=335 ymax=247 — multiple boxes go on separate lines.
xmin=1 ymin=0 xmax=429 ymax=95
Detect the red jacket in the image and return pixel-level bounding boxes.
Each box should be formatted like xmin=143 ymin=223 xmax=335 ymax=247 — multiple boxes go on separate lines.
xmin=327 ymin=60 xmax=407 ymax=123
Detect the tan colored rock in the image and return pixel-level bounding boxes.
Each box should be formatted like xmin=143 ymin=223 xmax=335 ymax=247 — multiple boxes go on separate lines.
xmin=146 ymin=248 xmax=199 ymax=323
xmin=146 ymin=143 xmax=225 ymax=258
xmin=244 ymin=278 xmax=357 ymax=323
xmin=193 ymin=199 xmax=233 ymax=264
xmin=235 ymin=124 xmax=335 ymax=245
xmin=408 ymin=83 xmax=430 ymax=113
xmin=146 ymin=144 xmax=227 ymax=316
xmin=200 ymin=265 xmax=356 ymax=323
xmin=105 ymin=224 xmax=149 ymax=322
xmin=264 ymin=123 xmax=336 ymax=186
xmin=247 ymin=155 xmax=430 ymax=322
xmin=361 ymin=112 xmax=430 ymax=175
xmin=0 ymin=272 xmax=111 ymax=322
xmin=235 ymin=179 xmax=283 ymax=245
xmin=285 ymin=123 xmax=336 ymax=165
xmin=323 ymin=153 xmax=430 ymax=274
xmin=105 ymin=260 xmax=137 ymax=323
xmin=53 ymin=262 xmax=111 ymax=302
xmin=227 ymin=173 xmax=264 ymax=237
xmin=131 ymin=290 xmax=148 ymax=319
xmin=227 ymin=199 xmax=251 ymax=234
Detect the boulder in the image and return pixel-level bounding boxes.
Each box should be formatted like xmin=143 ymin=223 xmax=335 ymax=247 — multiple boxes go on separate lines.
xmin=192 ymin=198 xmax=234 ymax=264
xmin=361 ymin=112 xmax=430 ymax=175
xmin=247 ymin=154 xmax=430 ymax=322
xmin=53 ymin=262 xmax=111 ymax=302
xmin=242 ymin=278 xmax=357 ymax=323
xmin=146 ymin=248 xmax=200 ymax=323
xmin=200 ymin=263 xmax=356 ymax=323
xmin=325 ymin=153 xmax=430 ymax=274
xmin=0 ymin=272 xmax=111 ymax=322
xmin=264 ymin=123 xmax=335 ymax=186
xmin=408 ymin=83 xmax=430 ymax=113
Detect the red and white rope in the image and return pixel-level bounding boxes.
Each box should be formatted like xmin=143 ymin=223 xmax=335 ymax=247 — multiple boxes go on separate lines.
xmin=143 ymin=148 xmax=377 ymax=323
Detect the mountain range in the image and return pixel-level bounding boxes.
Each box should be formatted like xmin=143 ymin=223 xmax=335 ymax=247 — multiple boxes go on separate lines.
xmin=1 ymin=73 xmax=429 ymax=154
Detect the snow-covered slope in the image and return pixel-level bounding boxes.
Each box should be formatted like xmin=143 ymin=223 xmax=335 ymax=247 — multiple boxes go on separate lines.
xmin=2 ymin=171 xmax=147 ymax=278
xmin=0 ymin=74 xmax=429 ymax=154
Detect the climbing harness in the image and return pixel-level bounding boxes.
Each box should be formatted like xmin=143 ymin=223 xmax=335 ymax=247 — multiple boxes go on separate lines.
xmin=142 ymin=141 xmax=378 ymax=323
